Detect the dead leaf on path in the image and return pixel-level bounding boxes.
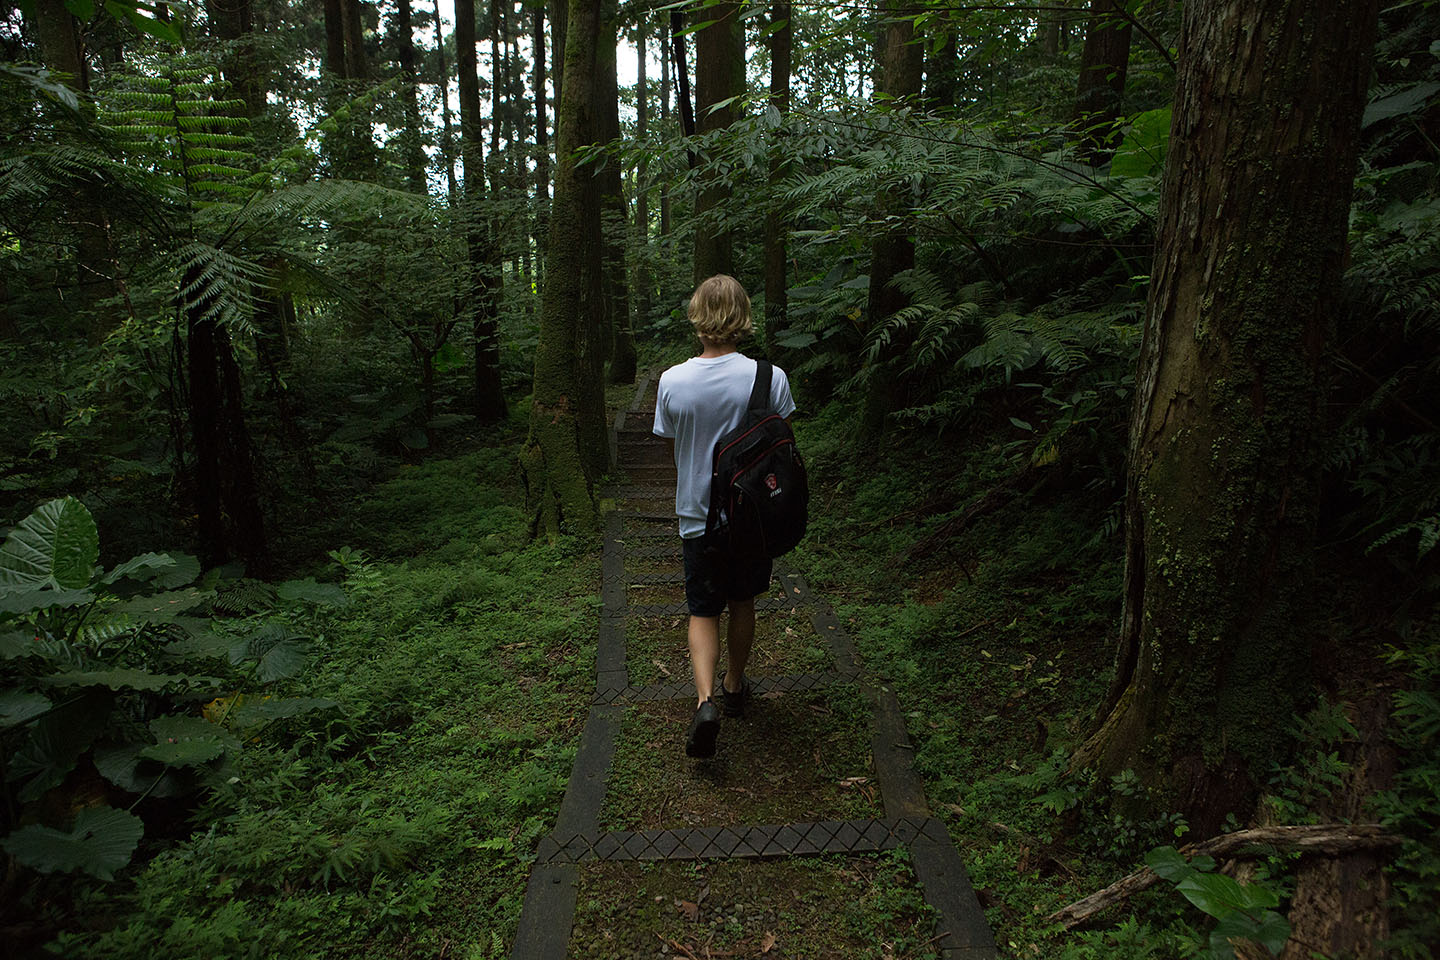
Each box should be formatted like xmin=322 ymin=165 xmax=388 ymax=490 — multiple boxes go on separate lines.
xmin=761 ymin=931 xmax=777 ymax=953
xmin=653 ymin=659 xmax=672 ymax=677
xmin=761 ymin=690 xmax=784 ymax=700
xmin=838 ymin=776 xmax=870 ymax=789
xmin=676 ymin=898 xmax=700 ymax=921
xmin=941 ymin=802 xmax=966 ymax=817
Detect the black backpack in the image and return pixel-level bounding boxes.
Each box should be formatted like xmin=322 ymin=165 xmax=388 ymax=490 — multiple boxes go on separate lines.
xmin=705 ymin=360 xmax=808 ymax=559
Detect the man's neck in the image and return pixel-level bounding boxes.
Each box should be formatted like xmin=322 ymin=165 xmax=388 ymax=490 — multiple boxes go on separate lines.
xmin=698 ymin=339 xmax=738 ymax=359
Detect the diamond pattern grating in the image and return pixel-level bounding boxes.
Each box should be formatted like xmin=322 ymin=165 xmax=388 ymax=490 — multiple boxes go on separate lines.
xmin=535 ymin=817 xmax=950 ymax=865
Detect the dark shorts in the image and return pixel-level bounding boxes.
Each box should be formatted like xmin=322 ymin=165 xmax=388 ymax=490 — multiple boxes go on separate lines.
xmin=681 ymin=535 xmax=773 ymax=617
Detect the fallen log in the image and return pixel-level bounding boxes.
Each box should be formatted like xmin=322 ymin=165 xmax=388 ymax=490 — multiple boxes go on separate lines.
xmin=1049 ymin=824 xmax=1403 ymax=929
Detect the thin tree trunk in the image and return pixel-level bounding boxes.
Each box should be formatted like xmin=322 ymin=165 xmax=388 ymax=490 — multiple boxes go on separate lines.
xmin=550 ymin=0 xmax=567 ymax=127
xmin=660 ymin=14 xmax=672 ymax=237
xmin=1073 ymin=0 xmax=1133 ymax=162
xmin=341 ymin=0 xmax=368 ymax=79
xmin=691 ymin=0 xmax=743 ymax=282
xmin=522 ymin=0 xmax=606 ymax=537
xmin=670 ymin=10 xmax=695 ymax=140
xmin=323 ymin=0 xmax=346 ymax=77
xmin=457 ymin=0 xmax=508 ymax=422
xmin=395 ymin=0 xmax=429 ymax=194
xmin=763 ymin=0 xmax=791 ymax=357
xmin=434 ymin=0 xmax=459 ymax=204
xmin=861 ymin=0 xmax=924 ymax=434
xmin=598 ymin=0 xmax=635 ymax=384
xmin=1073 ymin=0 xmax=1379 ymax=833
xmin=533 ymin=0 xmax=550 ymax=272
xmin=634 ymin=23 xmax=652 ymax=332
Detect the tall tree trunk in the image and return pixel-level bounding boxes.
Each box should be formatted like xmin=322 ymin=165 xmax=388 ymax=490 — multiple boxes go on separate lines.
xmin=522 ymin=0 xmax=607 ymax=537
xmin=691 ymin=0 xmax=744 ymax=282
xmin=670 ymin=10 xmax=695 ymax=139
xmin=533 ymin=0 xmax=550 ymax=271
xmin=1073 ymin=0 xmax=1379 ymax=833
xmin=634 ymin=23 xmax=652 ymax=332
xmin=434 ymin=0 xmax=459 ymax=204
xmin=550 ymin=0 xmax=567 ymax=129
xmin=861 ymin=0 xmax=924 ymax=434
xmin=597 ymin=0 xmax=635 ymax=384
xmin=341 ymin=0 xmax=369 ymax=80
xmin=33 ymin=0 xmax=86 ymax=91
xmin=457 ymin=0 xmax=508 ymax=422
xmin=762 ymin=0 xmax=792 ymax=357
xmin=1073 ymin=0 xmax=1133 ymax=162
xmin=395 ymin=0 xmax=429 ymax=194
xmin=660 ymin=15 xmax=672 ymax=238
xmin=323 ymin=0 xmax=347 ymax=78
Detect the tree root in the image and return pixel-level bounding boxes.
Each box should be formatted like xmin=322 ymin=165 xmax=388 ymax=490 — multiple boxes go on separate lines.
xmin=1048 ymin=824 xmax=1403 ymax=929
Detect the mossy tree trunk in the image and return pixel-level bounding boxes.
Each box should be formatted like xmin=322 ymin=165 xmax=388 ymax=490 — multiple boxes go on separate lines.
xmin=1073 ymin=0 xmax=1379 ymax=832
xmin=691 ymin=0 xmax=744 ymax=283
xmin=457 ymin=0 xmax=508 ymax=424
xmin=394 ymin=0 xmax=429 ymax=195
xmin=762 ymin=0 xmax=791 ymax=359
xmin=860 ymin=0 xmax=923 ymax=435
xmin=521 ymin=0 xmax=608 ymax=537
xmin=533 ymin=1 xmax=550 ymax=272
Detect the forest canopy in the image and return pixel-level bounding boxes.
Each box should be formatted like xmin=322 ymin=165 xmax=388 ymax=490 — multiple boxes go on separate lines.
xmin=1 ymin=0 xmax=1437 ymax=957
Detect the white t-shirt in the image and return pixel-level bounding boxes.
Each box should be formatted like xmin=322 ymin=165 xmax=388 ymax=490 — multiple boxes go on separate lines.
xmin=653 ymin=352 xmax=797 ymax=538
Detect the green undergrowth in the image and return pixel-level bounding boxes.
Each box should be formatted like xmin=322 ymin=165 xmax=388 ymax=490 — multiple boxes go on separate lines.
xmin=787 ymin=400 xmax=1207 ymax=956
xmin=39 ymin=439 xmax=600 ymax=959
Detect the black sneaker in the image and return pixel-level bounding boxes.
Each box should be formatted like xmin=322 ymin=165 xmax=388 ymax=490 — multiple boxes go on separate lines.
xmin=685 ymin=699 xmax=720 ymax=759
xmin=720 ymin=675 xmax=750 ymax=718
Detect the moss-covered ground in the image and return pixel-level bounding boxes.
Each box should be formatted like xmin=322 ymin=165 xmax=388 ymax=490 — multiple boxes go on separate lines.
xmin=570 ymin=853 xmax=939 ymax=960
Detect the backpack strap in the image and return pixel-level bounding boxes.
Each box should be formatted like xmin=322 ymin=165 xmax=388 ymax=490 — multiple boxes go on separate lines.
xmin=748 ymin=360 xmax=774 ymax=419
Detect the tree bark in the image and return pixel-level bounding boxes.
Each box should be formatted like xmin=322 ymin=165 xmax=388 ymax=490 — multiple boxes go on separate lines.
xmin=691 ymin=0 xmax=744 ymax=283
xmin=1073 ymin=0 xmax=1133 ymax=162
xmin=550 ymin=0 xmax=567 ymax=128
xmin=394 ymin=0 xmax=429 ymax=194
xmin=659 ymin=16 xmax=673 ymax=239
xmin=457 ymin=0 xmax=508 ymax=422
xmin=596 ymin=0 xmax=636 ymax=386
xmin=861 ymin=0 xmax=924 ymax=435
xmin=670 ymin=10 xmax=696 ymax=140
xmin=433 ymin=0 xmax=459 ymax=204
xmin=762 ymin=0 xmax=792 ymax=357
xmin=341 ymin=0 xmax=369 ymax=80
xmin=634 ymin=23 xmax=653 ymax=332
xmin=522 ymin=0 xmax=607 ymax=537
xmin=533 ymin=1 xmax=550 ymax=267
xmin=323 ymin=0 xmax=347 ymax=77
xmin=1073 ymin=0 xmax=1379 ymax=833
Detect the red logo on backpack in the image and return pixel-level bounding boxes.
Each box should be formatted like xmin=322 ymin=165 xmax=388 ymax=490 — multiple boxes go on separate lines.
xmin=765 ymin=473 xmax=778 ymax=490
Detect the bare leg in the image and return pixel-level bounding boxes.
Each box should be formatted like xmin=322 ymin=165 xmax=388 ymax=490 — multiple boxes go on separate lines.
xmin=723 ymin=598 xmax=755 ymax=693
xmin=688 ymin=614 xmax=721 ymax=707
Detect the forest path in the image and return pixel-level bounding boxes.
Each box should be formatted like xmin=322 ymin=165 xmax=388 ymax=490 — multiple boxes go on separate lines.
xmin=510 ymin=374 xmax=997 ymax=959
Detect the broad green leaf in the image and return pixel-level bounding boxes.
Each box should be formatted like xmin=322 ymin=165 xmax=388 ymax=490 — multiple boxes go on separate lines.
xmin=1144 ymin=845 xmax=1195 ymax=882
xmin=150 ymin=554 xmax=201 ymax=589
xmin=0 ymin=690 xmax=52 ymax=728
xmin=93 ymin=743 xmax=185 ymax=797
xmin=162 ymin=630 xmax=231 ymax=660
xmin=1363 ymin=81 xmax=1440 ymax=128
xmin=229 ymin=697 xmax=339 ymax=724
xmin=63 ymin=0 xmax=96 ymax=18
xmin=1175 ymin=871 xmax=1275 ymax=920
xmin=6 ymin=693 xmax=110 ymax=801
xmin=0 ymin=585 xmax=95 ymax=615
xmin=1111 ymin=108 xmax=1172 ymax=179
xmin=276 ymin=578 xmax=349 ymax=607
xmin=776 ymin=332 xmax=817 ymax=349
xmin=230 ymin=624 xmax=311 ymax=682
xmin=140 ymin=716 xmax=231 ymax=767
xmin=2 ymin=805 xmax=144 ymax=881
xmin=1 ymin=629 xmax=39 ymax=659
xmin=114 ymin=587 xmax=209 ymax=620
xmin=0 ymin=497 xmax=99 ymax=590
xmin=102 ymin=552 xmax=176 ymax=585
xmin=44 ymin=668 xmax=184 ymax=691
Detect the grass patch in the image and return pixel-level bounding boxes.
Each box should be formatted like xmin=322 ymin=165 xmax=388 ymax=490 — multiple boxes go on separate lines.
xmin=570 ymin=852 xmax=939 ymax=959
xmin=600 ymin=685 xmax=880 ymax=831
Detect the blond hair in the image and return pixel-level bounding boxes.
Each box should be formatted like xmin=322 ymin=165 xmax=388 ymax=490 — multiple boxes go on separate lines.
xmin=687 ymin=275 xmax=753 ymax=345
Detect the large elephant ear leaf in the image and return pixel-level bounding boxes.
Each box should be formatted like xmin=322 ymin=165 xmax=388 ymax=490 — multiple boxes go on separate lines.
xmin=2 ymin=805 xmax=144 ymax=880
xmin=0 ymin=497 xmax=99 ymax=591
xmin=6 ymin=692 xmax=110 ymax=802
xmin=0 ymin=500 xmax=99 ymax=590
xmin=229 ymin=623 xmax=311 ymax=682
xmin=139 ymin=715 xmax=237 ymax=767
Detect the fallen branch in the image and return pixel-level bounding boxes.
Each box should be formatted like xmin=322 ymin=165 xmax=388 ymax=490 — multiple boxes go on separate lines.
xmin=1048 ymin=823 xmax=1403 ymax=929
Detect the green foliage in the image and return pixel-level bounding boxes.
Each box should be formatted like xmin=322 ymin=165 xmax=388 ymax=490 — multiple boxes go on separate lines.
xmin=1145 ymin=847 xmax=1290 ymax=959
xmin=0 ymin=497 xmax=341 ymax=882
xmin=1373 ymin=636 xmax=1440 ymax=957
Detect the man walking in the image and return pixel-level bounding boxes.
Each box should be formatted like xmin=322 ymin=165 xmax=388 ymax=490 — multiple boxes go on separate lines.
xmin=652 ymin=275 xmax=797 ymax=758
